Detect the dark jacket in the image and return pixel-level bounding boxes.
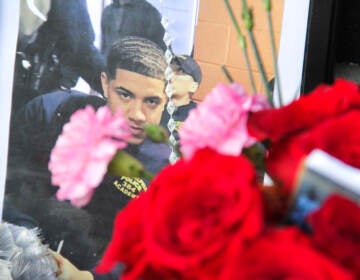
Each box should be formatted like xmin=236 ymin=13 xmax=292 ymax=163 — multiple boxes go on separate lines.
xmin=101 ymin=0 xmax=166 ymax=55
xmin=2 ymin=197 xmax=39 ymax=229
xmin=13 ymin=0 xmax=105 ymax=112
xmin=6 ymin=90 xmax=170 ymax=271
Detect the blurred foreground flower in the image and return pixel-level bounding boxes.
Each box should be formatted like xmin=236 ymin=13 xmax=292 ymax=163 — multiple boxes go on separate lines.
xmin=247 ymin=79 xmax=360 ymax=192
xmin=96 ymin=148 xmax=264 ymax=279
xmin=224 ymin=227 xmax=353 ymax=279
xmin=308 ymin=194 xmax=360 ymax=277
xmin=179 ymin=83 xmax=270 ymax=159
xmin=48 ymin=105 xmax=131 ymax=207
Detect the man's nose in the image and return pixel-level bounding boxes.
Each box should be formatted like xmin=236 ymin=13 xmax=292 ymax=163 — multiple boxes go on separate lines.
xmin=128 ymin=101 xmax=146 ymax=123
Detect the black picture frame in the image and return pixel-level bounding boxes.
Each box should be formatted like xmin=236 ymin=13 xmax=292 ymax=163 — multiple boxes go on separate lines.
xmin=301 ymin=0 xmax=340 ymax=94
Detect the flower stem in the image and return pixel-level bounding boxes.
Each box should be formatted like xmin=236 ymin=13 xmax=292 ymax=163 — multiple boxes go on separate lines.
xmin=247 ymin=32 xmax=273 ymax=105
xmin=241 ymin=0 xmax=273 ymax=106
xmin=221 ymin=65 xmax=234 ymax=83
xmin=262 ymin=0 xmax=271 ymax=11
xmin=242 ymin=47 xmax=257 ymax=93
xmin=224 ymin=0 xmax=256 ymax=92
xmin=265 ymin=8 xmax=283 ymax=106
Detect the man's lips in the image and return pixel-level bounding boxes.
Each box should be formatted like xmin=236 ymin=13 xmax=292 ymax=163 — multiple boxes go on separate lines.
xmin=129 ymin=126 xmax=144 ymax=135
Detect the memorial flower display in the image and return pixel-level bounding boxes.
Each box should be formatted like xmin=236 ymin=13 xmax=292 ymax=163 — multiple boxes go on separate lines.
xmin=45 ymin=0 xmax=360 ymax=279
xmin=93 ymin=77 xmax=360 ymax=280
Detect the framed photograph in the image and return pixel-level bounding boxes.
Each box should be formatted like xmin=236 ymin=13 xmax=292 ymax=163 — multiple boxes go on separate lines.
xmin=0 ymin=0 xmax=311 ymax=271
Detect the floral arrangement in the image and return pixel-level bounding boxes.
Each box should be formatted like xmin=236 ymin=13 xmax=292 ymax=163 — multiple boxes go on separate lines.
xmin=91 ymin=78 xmax=360 ymax=280
xmin=46 ymin=0 xmax=360 ymax=279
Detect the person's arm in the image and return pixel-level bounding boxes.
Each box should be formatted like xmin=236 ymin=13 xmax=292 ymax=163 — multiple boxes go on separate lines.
xmin=48 ymin=0 xmax=106 ymax=93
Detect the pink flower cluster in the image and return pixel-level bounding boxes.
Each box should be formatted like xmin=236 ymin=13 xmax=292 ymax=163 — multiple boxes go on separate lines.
xmin=48 ymin=105 xmax=131 ymax=207
xmin=179 ymin=83 xmax=270 ymax=159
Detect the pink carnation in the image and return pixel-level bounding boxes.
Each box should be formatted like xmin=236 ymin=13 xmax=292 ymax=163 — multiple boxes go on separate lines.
xmin=48 ymin=105 xmax=131 ymax=207
xmin=179 ymin=83 xmax=270 ymax=159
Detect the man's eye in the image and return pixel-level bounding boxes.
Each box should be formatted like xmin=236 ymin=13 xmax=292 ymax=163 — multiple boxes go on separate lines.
xmin=146 ymin=98 xmax=160 ymax=105
xmin=117 ymin=91 xmax=131 ymax=99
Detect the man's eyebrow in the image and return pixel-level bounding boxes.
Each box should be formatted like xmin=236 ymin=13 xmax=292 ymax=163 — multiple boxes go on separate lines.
xmin=144 ymin=95 xmax=161 ymax=100
xmin=115 ymin=86 xmax=134 ymax=95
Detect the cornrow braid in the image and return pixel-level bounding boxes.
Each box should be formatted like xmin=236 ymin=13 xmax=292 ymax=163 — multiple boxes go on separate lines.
xmin=106 ymin=36 xmax=166 ymax=81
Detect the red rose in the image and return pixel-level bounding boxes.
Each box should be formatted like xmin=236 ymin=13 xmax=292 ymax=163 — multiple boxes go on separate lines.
xmin=247 ymin=79 xmax=360 ymax=141
xmin=308 ymin=194 xmax=360 ymax=277
xmin=143 ymin=148 xmax=263 ymax=279
xmin=266 ymin=110 xmax=360 ymax=191
xmin=223 ymin=227 xmax=354 ymax=280
xmin=96 ymin=148 xmax=263 ymax=280
xmin=247 ymin=79 xmax=360 ymax=191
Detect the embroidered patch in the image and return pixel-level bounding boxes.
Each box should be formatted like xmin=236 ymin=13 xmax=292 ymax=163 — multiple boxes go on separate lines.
xmin=113 ymin=176 xmax=147 ymax=198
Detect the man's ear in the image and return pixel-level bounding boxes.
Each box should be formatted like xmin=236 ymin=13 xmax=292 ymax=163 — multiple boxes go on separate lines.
xmin=189 ymin=82 xmax=199 ymax=93
xmin=101 ymin=72 xmax=109 ymax=98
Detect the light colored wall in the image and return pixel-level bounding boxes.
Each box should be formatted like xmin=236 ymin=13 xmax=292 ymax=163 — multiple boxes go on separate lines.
xmin=147 ymin=0 xmax=199 ymax=55
xmin=193 ymin=0 xmax=284 ymax=101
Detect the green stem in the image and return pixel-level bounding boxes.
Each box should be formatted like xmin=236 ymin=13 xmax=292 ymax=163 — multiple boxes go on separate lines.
xmin=224 ymin=0 xmax=243 ymax=41
xmin=262 ymin=0 xmax=271 ymax=11
xmin=242 ymin=48 xmax=257 ymax=92
xmin=221 ymin=65 xmax=234 ymax=83
xmin=266 ymin=11 xmax=283 ymax=106
xmin=224 ymin=0 xmax=256 ymax=92
xmin=240 ymin=0 xmax=272 ymax=104
xmin=247 ymin=31 xmax=272 ymax=105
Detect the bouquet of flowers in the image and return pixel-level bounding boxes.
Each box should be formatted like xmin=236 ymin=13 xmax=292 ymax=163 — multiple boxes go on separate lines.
xmin=89 ymin=79 xmax=360 ymax=280
xmin=48 ymin=0 xmax=360 ymax=279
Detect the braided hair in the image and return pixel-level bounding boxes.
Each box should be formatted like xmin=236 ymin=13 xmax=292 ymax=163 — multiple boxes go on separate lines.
xmin=106 ymin=36 xmax=166 ymax=81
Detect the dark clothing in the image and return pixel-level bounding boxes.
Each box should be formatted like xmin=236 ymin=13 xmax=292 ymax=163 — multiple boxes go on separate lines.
xmin=160 ymin=101 xmax=197 ymax=141
xmin=336 ymin=1 xmax=360 ymax=64
xmin=13 ymin=0 xmax=105 ymax=112
xmin=6 ymin=90 xmax=170 ymax=271
xmin=101 ymin=0 xmax=166 ymax=55
xmin=2 ymin=197 xmax=39 ymax=229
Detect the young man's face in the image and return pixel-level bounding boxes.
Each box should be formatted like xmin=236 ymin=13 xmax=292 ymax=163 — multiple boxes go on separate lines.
xmin=102 ymin=69 xmax=166 ymax=145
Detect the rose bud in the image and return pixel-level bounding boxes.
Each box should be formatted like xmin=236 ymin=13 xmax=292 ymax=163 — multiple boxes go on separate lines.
xmin=108 ymin=150 xmax=153 ymax=180
xmin=144 ymin=124 xmax=169 ymax=143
